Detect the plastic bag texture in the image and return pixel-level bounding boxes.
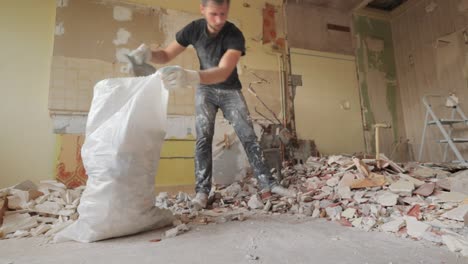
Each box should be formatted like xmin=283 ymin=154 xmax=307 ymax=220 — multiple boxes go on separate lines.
xmin=54 ymin=73 xmax=174 ymax=242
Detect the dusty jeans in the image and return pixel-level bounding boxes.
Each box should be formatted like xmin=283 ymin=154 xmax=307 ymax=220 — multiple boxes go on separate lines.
xmin=195 ymin=87 xmax=275 ymax=194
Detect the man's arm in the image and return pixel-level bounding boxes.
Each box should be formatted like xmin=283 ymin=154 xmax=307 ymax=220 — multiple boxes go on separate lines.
xmin=150 ymin=40 xmax=186 ymax=64
xmin=198 ymin=49 xmax=242 ymax=85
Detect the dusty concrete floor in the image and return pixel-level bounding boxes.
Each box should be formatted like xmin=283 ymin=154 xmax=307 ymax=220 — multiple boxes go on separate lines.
xmin=0 ymin=215 xmax=464 ymax=264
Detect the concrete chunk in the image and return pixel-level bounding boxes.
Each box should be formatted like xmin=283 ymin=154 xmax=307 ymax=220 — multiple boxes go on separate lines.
xmin=326 ymin=177 xmax=339 ymax=187
xmin=413 ymin=183 xmax=435 ymax=196
xmin=450 ymin=170 xmax=468 ymax=195
xmin=380 ymin=218 xmax=405 ymax=233
xmin=377 ymin=192 xmax=399 ymax=206
xmin=389 ymin=180 xmax=414 ymax=196
xmin=413 ymin=167 xmax=449 ymax=178
xmin=325 ymin=206 xmax=342 ymax=220
xmin=341 ymin=208 xmax=356 ymax=219
xmin=248 ymin=194 xmax=264 ymax=209
xmin=398 ymin=173 xmax=424 ymax=187
xmin=34 ymin=201 xmax=62 ymax=215
xmin=0 ymin=213 xmax=38 ymax=235
xmin=437 ymin=192 xmax=467 ymax=203
xmin=405 ymin=216 xmax=430 ymax=239
xmin=165 ymin=224 xmax=189 ymax=238
xmin=442 ymin=205 xmax=468 ymax=221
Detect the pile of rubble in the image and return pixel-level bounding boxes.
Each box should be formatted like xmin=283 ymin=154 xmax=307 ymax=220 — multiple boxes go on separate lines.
xmin=157 ymin=155 xmax=468 ymax=257
xmin=1 ymin=155 xmax=468 ymax=257
xmin=0 ymin=180 xmax=83 ymax=240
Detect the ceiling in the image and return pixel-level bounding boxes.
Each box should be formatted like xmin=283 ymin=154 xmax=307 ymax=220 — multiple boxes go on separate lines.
xmin=287 ymin=0 xmax=408 ymax=12
xmin=367 ymin=0 xmax=408 ymax=11
xmin=286 ymin=0 xmax=365 ymax=12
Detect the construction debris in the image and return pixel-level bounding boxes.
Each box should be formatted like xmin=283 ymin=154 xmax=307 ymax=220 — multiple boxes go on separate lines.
xmin=165 ymin=224 xmax=189 ymax=238
xmin=1 ymin=155 xmax=468 ymax=258
xmin=0 ymin=180 xmax=83 ymax=240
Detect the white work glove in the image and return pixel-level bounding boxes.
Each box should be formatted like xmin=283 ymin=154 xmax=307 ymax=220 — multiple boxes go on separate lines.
xmin=127 ymin=43 xmax=152 ymax=65
xmin=159 ymin=66 xmax=200 ymax=90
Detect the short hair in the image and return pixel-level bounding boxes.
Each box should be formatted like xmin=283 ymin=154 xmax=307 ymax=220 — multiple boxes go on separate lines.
xmin=201 ymin=0 xmax=230 ymax=6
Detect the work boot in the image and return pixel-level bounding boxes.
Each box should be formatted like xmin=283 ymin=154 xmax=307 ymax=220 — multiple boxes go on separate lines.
xmin=191 ymin=192 xmax=208 ymax=211
xmin=271 ymin=185 xmax=296 ymax=197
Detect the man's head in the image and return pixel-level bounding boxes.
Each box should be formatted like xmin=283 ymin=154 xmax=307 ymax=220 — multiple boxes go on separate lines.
xmin=200 ymin=0 xmax=230 ymax=35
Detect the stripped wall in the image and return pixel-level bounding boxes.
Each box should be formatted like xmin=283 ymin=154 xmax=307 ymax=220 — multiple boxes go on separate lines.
xmin=49 ymin=0 xmax=286 ymax=189
xmin=286 ymin=2 xmax=354 ymax=55
xmin=284 ymin=3 xmax=366 ymax=155
xmin=392 ymin=0 xmax=468 ymax=162
xmin=353 ymin=15 xmax=408 ymax=161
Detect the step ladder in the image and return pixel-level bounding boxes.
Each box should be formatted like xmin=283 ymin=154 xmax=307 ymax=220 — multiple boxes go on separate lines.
xmin=418 ymin=94 xmax=468 ymax=165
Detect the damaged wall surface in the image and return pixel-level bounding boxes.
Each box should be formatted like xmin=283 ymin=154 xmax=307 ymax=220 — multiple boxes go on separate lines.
xmin=354 ymin=15 xmax=408 ymax=161
xmin=47 ymin=0 xmax=286 ymax=190
xmin=286 ymin=2 xmax=355 ymax=55
xmin=292 ymin=49 xmax=366 ymax=155
xmin=392 ymin=0 xmax=468 ymax=163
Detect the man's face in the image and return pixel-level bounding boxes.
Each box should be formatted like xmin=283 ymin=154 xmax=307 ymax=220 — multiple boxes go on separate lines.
xmin=200 ymin=1 xmax=229 ymax=34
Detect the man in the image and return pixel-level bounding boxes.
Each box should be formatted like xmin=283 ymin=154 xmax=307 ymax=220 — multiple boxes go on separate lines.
xmin=129 ymin=0 xmax=295 ymax=210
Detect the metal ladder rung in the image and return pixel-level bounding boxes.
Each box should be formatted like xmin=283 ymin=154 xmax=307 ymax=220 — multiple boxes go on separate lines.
xmin=419 ymin=94 xmax=468 ymax=164
xmin=428 ymin=119 xmax=466 ymax=125
xmin=439 ymin=138 xmax=468 ymax=143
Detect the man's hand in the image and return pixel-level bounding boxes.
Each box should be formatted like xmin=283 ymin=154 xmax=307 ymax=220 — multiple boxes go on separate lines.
xmin=159 ymin=66 xmax=200 ymax=90
xmin=127 ymin=44 xmax=152 ymax=65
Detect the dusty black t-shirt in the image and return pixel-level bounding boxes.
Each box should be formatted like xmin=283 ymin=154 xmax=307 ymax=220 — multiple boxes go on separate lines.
xmin=176 ymin=19 xmax=246 ymax=90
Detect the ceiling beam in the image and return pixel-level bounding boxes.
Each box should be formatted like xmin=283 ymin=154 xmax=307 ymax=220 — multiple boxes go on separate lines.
xmin=351 ymin=0 xmax=374 ymax=13
xmin=354 ymin=7 xmax=392 ymax=21
xmin=390 ymin=0 xmax=424 ymax=19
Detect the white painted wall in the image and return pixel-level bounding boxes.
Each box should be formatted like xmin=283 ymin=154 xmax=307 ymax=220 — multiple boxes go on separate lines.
xmin=291 ymin=48 xmax=365 ymax=155
xmin=0 ymin=1 xmax=57 ymax=188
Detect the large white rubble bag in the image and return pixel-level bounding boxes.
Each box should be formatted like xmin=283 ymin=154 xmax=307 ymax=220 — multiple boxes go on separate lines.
xmin=55 ymin=72 xmax=174 ymax=243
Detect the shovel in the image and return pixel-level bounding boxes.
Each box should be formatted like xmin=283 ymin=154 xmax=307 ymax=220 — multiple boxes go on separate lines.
xmin=126 ymin=54 xmax=156 ymax=77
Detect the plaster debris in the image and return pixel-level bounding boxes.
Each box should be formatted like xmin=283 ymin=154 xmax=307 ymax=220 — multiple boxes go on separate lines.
xmin=414 ymin=183 xmax=435 ymax=196
xmin=436 ymin=179 xmax=451 ymax=191
xmin=413 ymin=166 xmax=450 ymax=178
xmin=451 ymin=170 xmax=468 ymax=195
xmin=0 ymin=180 xmax=83 ymax=240
xmin=437 ymin=192 xmax=467 ymax=203
xmin=380 ymin=218 xmax=405 ymax=233
xmin=377 ymin=192 xmax=399 ymax=206
xmin=2 ymin=156 xmax=468 ymax=258
xmin=248 ymin=194 xmax=264 ymax=209
xmin=342 ymin=208 xmax=356 ymax=219
xmin=389 ymin=180 xmax=414 ymax=196
xmin=442 ymin=205 xmax=468 ymax=221
xmin=398 ymin=173 xmax=425 ymax=187
xmin=165 ymin=224 xmax=189 ymax=238
xmin=405 ymin=216 xmax=430 ymax=239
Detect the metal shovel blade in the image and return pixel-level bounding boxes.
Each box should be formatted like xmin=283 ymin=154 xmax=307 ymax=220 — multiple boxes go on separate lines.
xmin=126 ymin=55 xmax=156 ymax=77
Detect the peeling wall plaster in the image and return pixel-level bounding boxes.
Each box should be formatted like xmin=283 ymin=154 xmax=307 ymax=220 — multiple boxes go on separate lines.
xmin=354 ymin=15 xmax=407 ymax=161
xmin=113 ymin=6 xmax=132 ymax=21
xmin=56 ymin=0 xmax=69 ymax=8
xmin=55 ymin=22 xmax=64 ymax=36
xmin=366 ymin=37 xmax=384 ymax=53
xmin=113 ymin=28 xmax=131 ymax=45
